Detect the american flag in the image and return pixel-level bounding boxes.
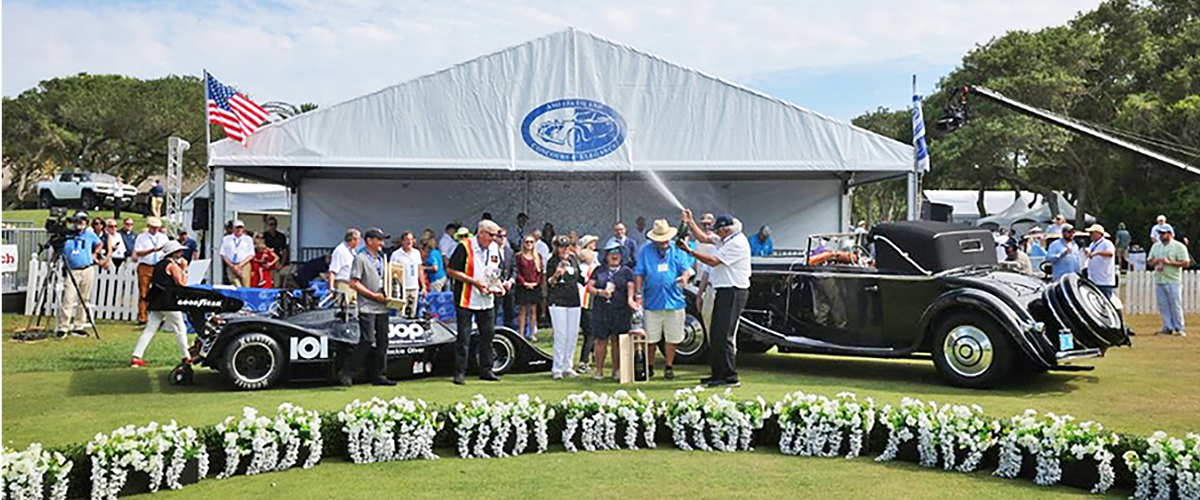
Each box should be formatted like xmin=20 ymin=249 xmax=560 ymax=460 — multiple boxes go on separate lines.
xmin=206 ymin=72 xmax=270 ymax=144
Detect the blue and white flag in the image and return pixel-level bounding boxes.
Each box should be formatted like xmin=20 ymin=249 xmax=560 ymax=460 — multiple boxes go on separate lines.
xmin=912 ymin=75 xmax=930 ymax=173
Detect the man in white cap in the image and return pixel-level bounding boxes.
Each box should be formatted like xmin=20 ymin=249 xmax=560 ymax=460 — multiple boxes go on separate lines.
xmin=220 ymin=220 xmax=254 ymax=287
xmin=1149 ymin=214 xmax=1173 ymax=243
xmin=132 ymin=217 xmax=169 ymax=324
xmin=632 ymin=219 xmax=693 ymax=380
xmin=682 ymin=211 xmax=752 ymax=387
xmin=1084 ymin=224 xmax=1117 ymax=298
xmin=1148 ymin=225 xmax=1190 ymax=336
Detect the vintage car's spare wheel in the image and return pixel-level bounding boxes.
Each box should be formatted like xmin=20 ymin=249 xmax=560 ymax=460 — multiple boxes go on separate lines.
xmin=490 ymin=331 xmax=516 ymax=375
xmin=1056 ymin=274 xmax=1127 ymax=346
xmin=222 ymin=332 xmax=285 ymax=390
xmin=672 ymin=312 xmax=709 ymax=364
xmin=932 ymin=313 xmax=1014 ymax=389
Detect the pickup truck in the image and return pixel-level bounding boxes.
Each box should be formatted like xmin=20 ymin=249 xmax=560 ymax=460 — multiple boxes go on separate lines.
xmin=37 ymin=172 xmax=139 ymax=210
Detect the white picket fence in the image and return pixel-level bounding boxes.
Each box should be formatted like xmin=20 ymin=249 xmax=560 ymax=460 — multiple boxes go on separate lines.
xmin=25 ymin=259 xmax=140 ymax=321
xmin=1121 ymin=270 xmax=1200 ymax=315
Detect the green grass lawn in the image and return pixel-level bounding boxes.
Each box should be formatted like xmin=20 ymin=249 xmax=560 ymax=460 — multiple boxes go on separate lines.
xmin=2 ymin=313 xmax=1196 ymax=499
xmin=2 ymin=208 xmax=149 ymax=229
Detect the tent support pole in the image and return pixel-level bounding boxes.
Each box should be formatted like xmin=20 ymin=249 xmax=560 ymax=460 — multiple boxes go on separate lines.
xmin=209 ymin=166 xmax=226 ymax=284
xmin=615 ymin=173 xmax=622 ymax=223
xmin=290 ymin=182 xmax=300 ymax=262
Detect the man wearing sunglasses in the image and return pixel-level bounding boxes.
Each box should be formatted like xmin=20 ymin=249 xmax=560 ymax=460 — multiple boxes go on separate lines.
xmin=446 ymin=220 xmax=512 ymax=385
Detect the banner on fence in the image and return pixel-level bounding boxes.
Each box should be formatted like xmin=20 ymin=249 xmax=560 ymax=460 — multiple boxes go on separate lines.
xmin=0 ymin=245 xmax=17 ymax=273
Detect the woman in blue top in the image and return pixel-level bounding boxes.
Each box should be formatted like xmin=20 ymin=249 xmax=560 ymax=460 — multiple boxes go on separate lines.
xmin=421 ymin=237 xmax=447 ymax=292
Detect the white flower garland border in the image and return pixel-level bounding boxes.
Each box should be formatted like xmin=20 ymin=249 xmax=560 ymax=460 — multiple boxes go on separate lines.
xmin=18 ymin=390 xmax=1198 ymax=499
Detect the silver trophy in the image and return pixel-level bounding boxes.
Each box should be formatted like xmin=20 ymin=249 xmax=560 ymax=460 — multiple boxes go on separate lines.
xmin=485 ymin=266 xmax=506 ymax=295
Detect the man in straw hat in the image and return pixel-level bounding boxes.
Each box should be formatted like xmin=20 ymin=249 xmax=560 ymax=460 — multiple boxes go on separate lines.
xmin=682 ymin=210 xmax=752 ymax=388
xmin=132 ymin=217 xmax=170 ymax=324
xmin=1044 ymin=223 xmax=1081 ymax=282
xmin=632 ymin=219 xmax=693 ymax=381
xmin=1084 ymin=224 xmax=1117 ymax=298
xmin=1147 ymin=224 xmax=1190 ymax=336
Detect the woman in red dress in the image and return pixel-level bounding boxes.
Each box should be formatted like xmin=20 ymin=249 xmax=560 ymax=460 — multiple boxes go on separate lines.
xmin=249 ymin=232 xmax=280 ymax=288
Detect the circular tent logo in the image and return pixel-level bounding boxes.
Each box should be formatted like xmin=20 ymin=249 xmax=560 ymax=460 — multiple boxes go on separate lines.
xmin=521 ymin=99 xmax=626 ymax=161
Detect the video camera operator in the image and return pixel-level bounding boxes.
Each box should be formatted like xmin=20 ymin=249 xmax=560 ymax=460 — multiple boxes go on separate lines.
xmin=56 ymin=211 xmax=105 ymax=339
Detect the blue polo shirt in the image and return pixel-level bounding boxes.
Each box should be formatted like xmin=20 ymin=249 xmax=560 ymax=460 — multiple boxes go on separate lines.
xmin=1045 ymin=238 xmax=1080 ymax=281
xmin=633 ymin=242 xmax=690 ymax=311
xmin=63 ymin=231 xmax=101 ymax=270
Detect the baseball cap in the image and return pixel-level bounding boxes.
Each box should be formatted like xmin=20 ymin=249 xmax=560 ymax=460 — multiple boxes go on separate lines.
xmin=233 ymin=220 xmax=245 ymax=228
xmin=364 ymin=227 xmax=389 ymax=240
xmin=146 ymin=217 xmax=163 ymax=227
xmin=712 ymin=214 xmax=735 ymax=230
xmin=73 ymin=210 xmax=89 ymax=221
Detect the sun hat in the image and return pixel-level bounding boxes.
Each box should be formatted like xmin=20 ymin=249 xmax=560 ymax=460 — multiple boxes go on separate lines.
xmin=454 ymin=227 xmax=472 ymax=239
xmin=604 ymin=240 xmax=623 ymax=253
xmin=1085 ymin=224 xmax=1106 ymax=234
xmin=646 ymin=219 xmax=678 ymax=242
xmin=579 ymin=235 xmax=599 ymax=248
xmin=699 ymin=213 xmax=716 ymax=224
xmin=161 ymin=240 xmax=185 ymax=257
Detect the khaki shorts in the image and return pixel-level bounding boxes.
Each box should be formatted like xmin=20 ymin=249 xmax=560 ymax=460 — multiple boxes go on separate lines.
xmin=644 ymin=309 xmax=685 ymax=344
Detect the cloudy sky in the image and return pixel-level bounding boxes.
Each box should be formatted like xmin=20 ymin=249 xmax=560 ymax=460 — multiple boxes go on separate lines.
xmin=3 ymin=0 xmax=1103 ymax=120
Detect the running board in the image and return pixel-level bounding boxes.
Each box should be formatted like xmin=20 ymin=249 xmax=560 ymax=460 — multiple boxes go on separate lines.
xmin=739 ymin=317 xmax=909 ymax=358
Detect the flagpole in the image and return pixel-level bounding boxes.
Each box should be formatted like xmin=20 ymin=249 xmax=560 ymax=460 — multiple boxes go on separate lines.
xmin=203 ymin=69 xmax=220 ymax=284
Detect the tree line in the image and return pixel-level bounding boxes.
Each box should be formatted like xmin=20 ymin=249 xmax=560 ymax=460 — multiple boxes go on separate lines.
xmin=851 ymin=0 xmax=1199 ymax=246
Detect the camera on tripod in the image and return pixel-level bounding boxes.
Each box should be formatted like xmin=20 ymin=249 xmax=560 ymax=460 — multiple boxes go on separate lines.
xmin=43 ymin=207 xmax=82 ymax=250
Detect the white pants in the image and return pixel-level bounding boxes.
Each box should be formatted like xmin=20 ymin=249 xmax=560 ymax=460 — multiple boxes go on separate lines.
xmin=57 ymin=266 xmax=95 ymax=332
xmin=132 ymin=310 xmax=190 ymax=359
xmin=549 ymin=306 xmax=581 ymax=375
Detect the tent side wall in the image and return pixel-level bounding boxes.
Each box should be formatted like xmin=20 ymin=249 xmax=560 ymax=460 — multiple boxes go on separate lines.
xmin=294 ymin=174 xmax=842 ymax=253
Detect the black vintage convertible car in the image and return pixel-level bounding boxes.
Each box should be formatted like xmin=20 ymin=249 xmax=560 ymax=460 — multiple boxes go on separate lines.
xmin=671 ymin=221 xmax=1130 ymax=388
xmin=188 ymin=292 xmax=551 ymax=390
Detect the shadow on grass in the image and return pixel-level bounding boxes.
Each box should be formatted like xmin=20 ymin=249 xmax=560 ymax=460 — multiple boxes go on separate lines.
xmin=67 ymin=368 xmax=154 ymax=395
xmin=738 ymin=351 xmax=1096 ymax=397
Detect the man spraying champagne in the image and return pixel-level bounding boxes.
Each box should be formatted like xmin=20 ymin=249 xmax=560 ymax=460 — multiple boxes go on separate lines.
xmin=679 ymin=209 xmax=752 ymax=387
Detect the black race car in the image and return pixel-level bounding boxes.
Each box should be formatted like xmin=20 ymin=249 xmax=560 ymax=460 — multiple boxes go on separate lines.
xmin=672 ymin=221 xmax=1130 ymax=388
xmin=190 ymin=292 xmax=551 ymax=390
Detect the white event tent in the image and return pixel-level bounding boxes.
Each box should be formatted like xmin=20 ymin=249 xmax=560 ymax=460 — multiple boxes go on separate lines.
xmin=207 ymin=28 xmax=917 ymax=274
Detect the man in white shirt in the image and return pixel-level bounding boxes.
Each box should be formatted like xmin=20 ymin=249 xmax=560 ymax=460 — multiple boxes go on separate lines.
xmin=390 ymin=231 xmax=427 ymax=318
xmin=438 ymin=223 xmax=460 ymax=267
xmin=132 ymin=217 xmax=169 ymax=324
xmin=692 ymin=213 xmax=719 ymax=333
xmin=446 ymin=219 xmax=512 ymax=385
xmin=220 ymin=220 xmax=255 ymax=287
xmin=328 ymin=228 xmax=361 ymax=306
xmin=1085 ymin=224 xmax=1117 ymax=298
xmin=1149 ymin=214 xmax=1173 ymax=243
xmin=681 ymin=210 xmax=752 ymax=388
xmin=533 ymin=229 xmax=551 ymax=270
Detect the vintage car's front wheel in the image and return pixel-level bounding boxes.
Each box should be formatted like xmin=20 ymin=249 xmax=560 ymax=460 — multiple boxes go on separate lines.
xmin=932 ymin=313 xmax=1014 ymax=389
xmin=672 ymin=312 xmax=709 ymax=364
xmin=221 ymin=332 xmax=285 ymax=390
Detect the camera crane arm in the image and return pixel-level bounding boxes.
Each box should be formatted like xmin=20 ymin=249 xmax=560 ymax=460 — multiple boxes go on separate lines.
xmin=947 ymin=85 xmax=1200 ymax=177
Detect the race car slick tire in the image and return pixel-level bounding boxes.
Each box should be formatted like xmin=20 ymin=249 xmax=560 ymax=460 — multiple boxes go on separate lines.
xmin=491 ymin=331 xmax=516 ymax=375
xmin=222 ymin=332 xmax=285 ymax=390
xmin=932 ymin=312 xmax=1014 ymax=389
